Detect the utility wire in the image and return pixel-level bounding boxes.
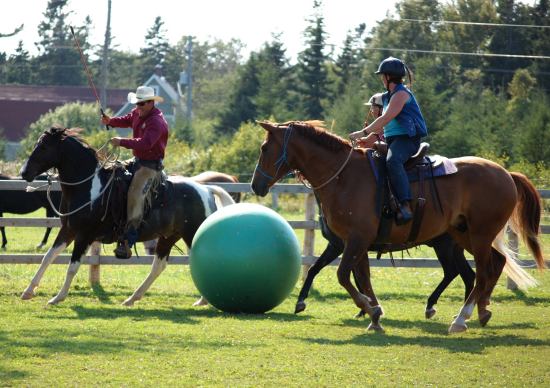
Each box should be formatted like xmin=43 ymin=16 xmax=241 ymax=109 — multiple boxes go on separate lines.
xmin=399 ymin=18 xmax=550 ymax=29
xmin=364 ymin=47 xmax=550 ymax=60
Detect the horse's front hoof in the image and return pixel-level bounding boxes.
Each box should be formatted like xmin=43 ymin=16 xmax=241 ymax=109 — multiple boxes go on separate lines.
xmin=35 ymin=244 xmax=45 ymax=250
xmin=21 ymin=289 xmax=35 ymax=300
xmin=47 ymin=296 xmax=64 ymax=305
xmin=479 ymin=310 xmax=492 ymax=327
xmin=354 ymin=309 xmax=366 ymax=318
xmin=448 ymin=322 xmax=468 ymax=333
xmin=294 ymin=301 xmax=306 ymax=314
xmin=121 ymin=298 xmax=135 ymax=307
xmin=367 ymin=322 xmax=385 ymax=333
xmin=425 ymin=307 xmax=436 ymax=319
xmin=193 ymin=297 xmax=209 ymax=307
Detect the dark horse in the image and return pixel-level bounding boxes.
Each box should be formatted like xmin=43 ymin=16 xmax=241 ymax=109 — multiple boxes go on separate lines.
xmin=252 ymin=121 xmax=545 ymax=333
xmin=20 ymin=127 xmax=235 ymax=305
xmin=0 ymin=173 xmax=62 ymax=249
xmin=297 ymin=193 xmax=474 ymax=319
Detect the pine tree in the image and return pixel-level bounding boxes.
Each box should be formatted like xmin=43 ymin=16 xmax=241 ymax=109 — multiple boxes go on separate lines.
xmin=6 ymin=41 xmax=32 ymax=84
xmin=139 ymin=16 xmax=171 ymax=83
xmin=296 ymin=0 xmax=329 ymax=119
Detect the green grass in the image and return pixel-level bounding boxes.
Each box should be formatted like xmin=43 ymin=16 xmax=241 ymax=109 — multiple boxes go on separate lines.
xmin=0 ymin=206 xmax=549 ymax=386
xmin=1 ymin=264 xmax=549 ymax=386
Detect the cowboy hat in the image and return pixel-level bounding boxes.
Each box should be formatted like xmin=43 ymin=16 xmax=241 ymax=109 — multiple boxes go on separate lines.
xmin=364 ymin=92 xmax=383 ymax=107
xmin=127 ymin=86 xmax=164 ymax=104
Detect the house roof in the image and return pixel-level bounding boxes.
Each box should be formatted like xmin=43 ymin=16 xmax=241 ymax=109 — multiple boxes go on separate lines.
xmin=0 ymin=84 xmax=130 ymax=141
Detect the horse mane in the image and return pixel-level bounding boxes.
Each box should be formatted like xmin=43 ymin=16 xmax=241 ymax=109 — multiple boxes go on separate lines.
xmin=53 ymin=127 xmax=105 ymax=162
xmin=282 ymin=120 xmax=351 ymax=152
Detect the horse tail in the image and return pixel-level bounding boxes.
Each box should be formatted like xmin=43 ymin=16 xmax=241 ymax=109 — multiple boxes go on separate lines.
xmin=206 ymin=185 xmax=236 ymax=208
xmin=509 ymin=172 xmax=545 ymax=270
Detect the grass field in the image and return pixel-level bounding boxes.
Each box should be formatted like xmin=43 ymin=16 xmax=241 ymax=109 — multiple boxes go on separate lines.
xmin=0 ymin=206 xmax=549 ymax=386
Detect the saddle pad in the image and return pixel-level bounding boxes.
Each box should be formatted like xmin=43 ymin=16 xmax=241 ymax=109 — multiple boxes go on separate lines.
xmin=367 ymin=150 xmax=458 ymax=183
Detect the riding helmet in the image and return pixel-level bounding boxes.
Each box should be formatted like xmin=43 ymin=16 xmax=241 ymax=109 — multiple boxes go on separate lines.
xmin=375 ymin=57 xmax=406 ymax=77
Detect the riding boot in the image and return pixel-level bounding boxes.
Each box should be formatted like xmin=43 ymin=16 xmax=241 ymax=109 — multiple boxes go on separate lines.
xmin=395 ymin=201 xmax=413 ymax=225
xmin=114 ymin=226 xmax=138 ymax=259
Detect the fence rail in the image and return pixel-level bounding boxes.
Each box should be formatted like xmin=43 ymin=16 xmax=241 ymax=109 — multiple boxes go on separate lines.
xmin=0 ymin=180 xmax=547 ymax=284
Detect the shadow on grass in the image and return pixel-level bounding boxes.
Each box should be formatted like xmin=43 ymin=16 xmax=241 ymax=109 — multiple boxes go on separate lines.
xmin=57 ymin=305 xmax=309 ymax=324
xmin=0 ymin=366 xmax=29 ymax=386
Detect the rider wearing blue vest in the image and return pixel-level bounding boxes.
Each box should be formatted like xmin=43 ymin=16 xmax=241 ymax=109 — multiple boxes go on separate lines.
xmin=350 ymin=57 xmax=428 ymax=225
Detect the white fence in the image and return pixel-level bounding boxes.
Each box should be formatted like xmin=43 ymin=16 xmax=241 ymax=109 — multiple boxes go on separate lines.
xmin=0 ymin=179 xmax=547 ymax=286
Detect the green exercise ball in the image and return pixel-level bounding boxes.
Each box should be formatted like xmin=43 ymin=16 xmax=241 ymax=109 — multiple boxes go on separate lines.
xmin=190 ymin=203 xmax=301 ymax=313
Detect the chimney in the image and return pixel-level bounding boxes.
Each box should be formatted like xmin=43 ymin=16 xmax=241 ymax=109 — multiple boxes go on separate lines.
xmin=154 ymin=64 xmax=163 ymax=77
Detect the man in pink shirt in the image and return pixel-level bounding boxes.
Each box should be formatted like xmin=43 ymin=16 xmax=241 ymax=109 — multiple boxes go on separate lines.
xmin=101 ymin=86 xmax=169 ymax=259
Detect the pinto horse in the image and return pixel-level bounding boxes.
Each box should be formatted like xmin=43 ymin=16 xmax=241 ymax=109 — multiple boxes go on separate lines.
xmin=296 ymin=193 xmax=474 ymax=320
xmin=251 ymin=121 xmax=545 ymax=333
xmin=0 ymin=173 xmax=62 ymax=249
xmin=20 ymin=127 xmax=235 ymax=306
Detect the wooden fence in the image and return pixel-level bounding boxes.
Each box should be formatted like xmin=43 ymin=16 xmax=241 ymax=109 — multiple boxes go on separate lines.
xmin=0 ymin=179 xmax=548 ymax=286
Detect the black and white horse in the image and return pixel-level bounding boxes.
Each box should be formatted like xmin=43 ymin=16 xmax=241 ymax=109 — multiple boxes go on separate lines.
xmin=0 ymin=173 xmax=62 ymax=249
xmin=20 ymin=127 xmax=235 ymax=305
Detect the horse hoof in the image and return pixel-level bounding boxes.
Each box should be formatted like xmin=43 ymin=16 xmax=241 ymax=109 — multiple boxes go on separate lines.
xmin=371 ymin=306 xmax=383 ymax=322
xmin=121 ymin=299 xmax=135 ymax=307
xmin=367 ymin=323 xmax=385 ymax=333
xmin=21 ymin=290 xmax=35 ymax=300
xmin=479 ymin=310 xmax=492 ymax=327
xmin=425 ymin=307 xmax=436 ymax=319
xmin=295 ymin=301 xmax=306 ymax=314
xmin=448 ymin=323 xmax=468 ymax=333
xmin=354 ymin=309 xmax=366 ymax=318
xmin=47 ymin=297 xmax=63 ymax=305
xmin=193 ymin=297 xmax=209 ymax=307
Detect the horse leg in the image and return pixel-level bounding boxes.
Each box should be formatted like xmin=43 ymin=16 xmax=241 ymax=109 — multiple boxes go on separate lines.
xmin=426 ymin=235 xmax=459 ymax=319
xmin=21 ymin=226 xmax=75 ymax=300
xmin=295 ymin=242 xmax=342 ymax=314
xmin=455 ymin=247 xmax=475 ymax=303
xmin=37 ymin=227 xmax=52 ymax=250
xmin=0 ymin=212 xmax=6 ymax=249
xmin=337 ymin=237 xmax=382 ymax=332
xmin=48 ymin=237 xmax=90 ymax=305
xmin=449 ymin=238 xmax=493 ymax=333
xmin=476 ymin=248 xmax=506 ymax=327
xmin=353 ymin=253 xmax=384 ymax=323
xmin=122 ymin=235 xmax=178 ymax=306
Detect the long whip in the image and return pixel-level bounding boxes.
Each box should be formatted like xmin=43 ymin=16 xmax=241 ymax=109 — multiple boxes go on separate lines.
xmin=69 ymin=25 xmax=111 ymax=130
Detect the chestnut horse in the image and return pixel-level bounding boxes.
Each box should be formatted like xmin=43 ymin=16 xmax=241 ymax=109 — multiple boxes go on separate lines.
xmin=251 ymin=121 xmax=545 ymax=333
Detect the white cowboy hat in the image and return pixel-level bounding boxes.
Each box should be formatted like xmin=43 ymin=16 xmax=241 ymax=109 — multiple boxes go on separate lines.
xmin=364 ymin=92 xmax=383 ymax=107
xmin=127 ymin=86 xmax=164 ymax=104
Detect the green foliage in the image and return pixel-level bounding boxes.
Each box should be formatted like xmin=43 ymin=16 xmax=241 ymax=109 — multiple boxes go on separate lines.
xmin=19 ymin=102 xmax=106 ymax=158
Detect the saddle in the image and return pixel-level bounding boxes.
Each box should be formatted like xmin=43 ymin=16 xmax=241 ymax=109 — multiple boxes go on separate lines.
xmin=107 ymin=160 xmax=170 ymax=241
xmin=366 ymin=141 xmax=457 ymax=257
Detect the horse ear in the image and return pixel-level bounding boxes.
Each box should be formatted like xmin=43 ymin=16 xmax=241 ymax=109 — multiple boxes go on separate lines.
xmin=49 ymin=126 xmax=66 ymax=136
xmin=256 ymin=121 xmax=275 ymax=131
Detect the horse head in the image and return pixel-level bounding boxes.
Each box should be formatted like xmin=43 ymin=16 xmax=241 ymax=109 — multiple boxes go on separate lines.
xmin=20 ymin=127 xmax=91 ymax=182
xmin=251 ymin=121 xmax=295 ymax=197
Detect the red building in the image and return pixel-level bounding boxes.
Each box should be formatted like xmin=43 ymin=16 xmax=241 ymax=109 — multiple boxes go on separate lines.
xmin=0 ymin=84 xmax=130 ymax=142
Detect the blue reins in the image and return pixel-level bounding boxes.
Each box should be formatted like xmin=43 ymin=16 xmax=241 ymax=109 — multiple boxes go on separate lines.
xmin=255 ymin=124 xmax=295 ymax=181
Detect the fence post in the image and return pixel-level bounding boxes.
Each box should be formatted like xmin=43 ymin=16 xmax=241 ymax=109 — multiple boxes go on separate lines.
xmin=506 ymin=228 xmax=519 ymax=290
xmin=271 ymin=192 xmax=279 ymax=210
xmin=89 ymin=241 xmax=101 ymax=286
xmin=302 ymin=193 xmax=316 ymax=281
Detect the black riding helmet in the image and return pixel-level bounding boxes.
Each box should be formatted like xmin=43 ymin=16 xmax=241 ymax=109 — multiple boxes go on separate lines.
xmin=375 ymin=56 xmax=406 ymax=77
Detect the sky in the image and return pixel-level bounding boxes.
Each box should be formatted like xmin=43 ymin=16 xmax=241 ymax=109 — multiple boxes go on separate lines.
xmin=0 ymin=0 xmax=400 ymax=61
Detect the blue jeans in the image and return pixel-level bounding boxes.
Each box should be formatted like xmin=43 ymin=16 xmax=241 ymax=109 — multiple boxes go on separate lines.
xmin=386 ymin=135 xmax=421 ymax=203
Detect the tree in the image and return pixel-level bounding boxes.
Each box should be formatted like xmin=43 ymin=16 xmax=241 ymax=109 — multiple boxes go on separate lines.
xmin=332 ymin=24 xmax=366 ymax=97
xmin=34 ymin=0 xmax=91 ymax=85
xmin=138 ymin=16 xmax=171 ymax=83
xmin=5 ymin=41 xmax=32 ymax=84
xmin=296 ymin=0 xmax=329 ymax=119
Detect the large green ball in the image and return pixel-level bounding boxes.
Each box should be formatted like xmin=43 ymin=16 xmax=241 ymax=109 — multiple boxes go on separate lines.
xmin=190 ymin=203 xmax=301 ymax=313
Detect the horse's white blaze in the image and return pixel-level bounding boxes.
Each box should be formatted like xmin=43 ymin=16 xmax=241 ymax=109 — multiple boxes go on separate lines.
xmin=89 ymin=167 xmax=102 ymax=206
xmin=22 ymin=242 xmax=67 ymax=297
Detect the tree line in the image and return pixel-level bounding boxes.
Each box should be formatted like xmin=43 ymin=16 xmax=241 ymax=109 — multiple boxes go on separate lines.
xmin=1 ymin=0 xmax=549 ymax=183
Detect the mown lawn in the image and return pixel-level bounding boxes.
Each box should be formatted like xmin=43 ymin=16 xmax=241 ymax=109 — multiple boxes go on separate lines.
xmin=1 ymin=262 xmax=549 ymax=387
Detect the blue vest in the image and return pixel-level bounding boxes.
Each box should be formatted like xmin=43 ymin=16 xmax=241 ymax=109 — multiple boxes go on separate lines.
xmin=382 ymin=84 xmax=428 ymax=138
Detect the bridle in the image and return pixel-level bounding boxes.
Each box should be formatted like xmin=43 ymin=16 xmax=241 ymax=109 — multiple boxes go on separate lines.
xmin=26 ymin=135 xmax=120 ymax=219
xmin=255 ymin=123 xmax=356 ymax=191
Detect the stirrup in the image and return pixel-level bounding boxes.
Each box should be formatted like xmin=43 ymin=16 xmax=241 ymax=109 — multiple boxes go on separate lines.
xmin=114 ymin=240 xmax=132 ymax=259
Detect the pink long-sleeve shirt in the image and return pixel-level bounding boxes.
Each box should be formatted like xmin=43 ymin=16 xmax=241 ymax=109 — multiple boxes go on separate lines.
xmin=108 ymin=107 xmax=168 ymax=160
